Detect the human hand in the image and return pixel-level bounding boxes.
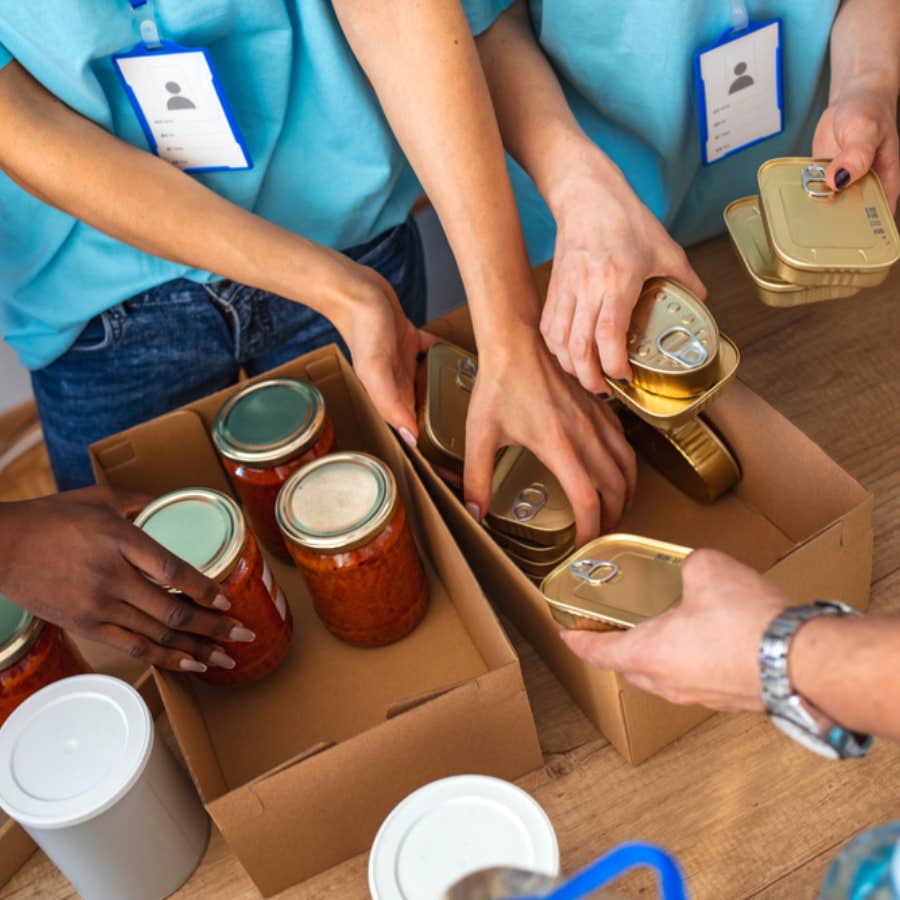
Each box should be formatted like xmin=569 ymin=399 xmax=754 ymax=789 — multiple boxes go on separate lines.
xmin=462 ymin=328 xmax=637 ymax=546
xmin=813 ymin=73 xmax=900 ymax=211
xmin=0 ymin=488 xmax=255 ymax=673
xmin=540 ymin=151 xmax=706 ymax=391
xmin=559 ymin=549 xmax=789 ymax=711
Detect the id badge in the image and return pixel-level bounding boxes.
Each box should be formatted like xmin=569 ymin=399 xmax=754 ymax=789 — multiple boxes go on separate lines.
xmin=113 ymin=42 xmax=252 ymax=173
xmin=694 ymin=19 xmax=783 ymax=165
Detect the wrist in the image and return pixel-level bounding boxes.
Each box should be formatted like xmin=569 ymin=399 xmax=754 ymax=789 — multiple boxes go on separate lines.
xmin=542 ymin=138 xmax=629 ymax=218
xmin=830 ymin=65 xmax=900 ymax=107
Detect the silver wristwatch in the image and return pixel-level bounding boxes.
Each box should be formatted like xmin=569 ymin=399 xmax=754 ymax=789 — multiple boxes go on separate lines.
xmin=759 ymin=601 xmax=872 ymax=760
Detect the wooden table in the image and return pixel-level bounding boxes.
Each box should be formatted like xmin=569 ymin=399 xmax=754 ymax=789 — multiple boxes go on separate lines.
xmin=5 ymin=233 xmax=900 ymax=899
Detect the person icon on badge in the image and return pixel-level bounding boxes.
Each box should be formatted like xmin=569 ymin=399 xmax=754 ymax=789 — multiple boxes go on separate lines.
xmin=165 ymin=81 xmax=196 ymax=110
xmin=728 ymin=62 xmax=754 ymax=94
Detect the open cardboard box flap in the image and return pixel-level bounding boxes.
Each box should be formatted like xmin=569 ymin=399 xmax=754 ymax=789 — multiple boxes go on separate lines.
xmin=88 ymin=345 xmax=542 ymax=895
xmin=418 ymin=304 xmax=873 ymax=764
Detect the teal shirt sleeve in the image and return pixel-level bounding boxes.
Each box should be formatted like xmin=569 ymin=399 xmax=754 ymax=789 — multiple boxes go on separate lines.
xmin=461 ymin=0 xmax=516 ymax=35
xmin=0 ymin=42 xmax=12 ymax=71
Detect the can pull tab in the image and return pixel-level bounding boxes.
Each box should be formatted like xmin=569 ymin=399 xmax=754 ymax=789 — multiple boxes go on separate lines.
xmin=570 ymin=559 xmax=620 ymax=586
xmin=656 ymin=326 xmax=709 ymax=369
xmin=455 ymin=356 xmax=477 ymax=393
xmin=802 ymin=163 xmax=835 ymax=199
xmin=512 ymin=483 xmax=547 ymax=521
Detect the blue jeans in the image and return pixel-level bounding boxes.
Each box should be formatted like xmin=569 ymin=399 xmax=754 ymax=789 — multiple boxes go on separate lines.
xmin=32 ymin=218 xmax=426 ymax=490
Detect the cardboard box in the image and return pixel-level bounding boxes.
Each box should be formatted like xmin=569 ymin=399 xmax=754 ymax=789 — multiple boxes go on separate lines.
xmin=414 ymin=305 xmax=874 ymax=765
xmin=88 ymin=345 xmax=542 ymax=897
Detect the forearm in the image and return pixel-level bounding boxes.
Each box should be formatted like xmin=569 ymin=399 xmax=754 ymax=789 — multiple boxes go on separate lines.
xmin=0 ymin=62 xmax=358 ymax=324
xmin=829 ymin=0 xmax=900 ymax=100
xmin=790 ymin=613 xmax=900 ymax=741
xmin=333 ymin=0 xmax=543 ymax=345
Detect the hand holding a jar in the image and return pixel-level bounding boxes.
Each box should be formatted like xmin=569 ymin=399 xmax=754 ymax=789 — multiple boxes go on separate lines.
xmin=0 ymin=487 xmax=255 ymax=673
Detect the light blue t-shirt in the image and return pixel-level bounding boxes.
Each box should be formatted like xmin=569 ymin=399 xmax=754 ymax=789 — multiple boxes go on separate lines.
xmin=508 ymin=1 xmax=838 ymax=264
xmin=0 ymin=1 xmax=500 ymax=370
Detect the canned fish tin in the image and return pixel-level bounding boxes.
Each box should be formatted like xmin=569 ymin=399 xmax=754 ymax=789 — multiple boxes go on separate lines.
xmin=540 ymin=534 xmax=691 ymax=632
xmin=758 ymin=158 xmax=900 ymax=288
xmin=724 ymin=196 xmax=861 ymax=307
xmin=417 ymin=342 xmax=477 ymax=473
xmin=622 ymin=279 xmax=719 ymax=399
xmin=484 ymin=521 xmax=574 ymax=564
xmin=618 ymin=408 xmax=741 ymax=503
xmin=486 ymin=447 xmax=575 ymax=547
xmin=606 ymin=334 xmax=740 ymax=431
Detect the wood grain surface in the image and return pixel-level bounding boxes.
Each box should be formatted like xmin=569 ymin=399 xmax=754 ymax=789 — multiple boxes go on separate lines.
xmin=4 ymin=233 xmax=900 ymax=899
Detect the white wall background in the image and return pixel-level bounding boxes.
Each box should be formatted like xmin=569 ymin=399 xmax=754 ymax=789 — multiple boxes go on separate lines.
xmin=0 ymin=207 xmax=466 ymax=416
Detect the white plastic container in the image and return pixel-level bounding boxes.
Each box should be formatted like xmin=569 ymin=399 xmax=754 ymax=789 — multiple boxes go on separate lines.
xmin=369 ymin=774 xmax=560 ymax=900
xmin=0 ymin=674 xmax=209 ymax=900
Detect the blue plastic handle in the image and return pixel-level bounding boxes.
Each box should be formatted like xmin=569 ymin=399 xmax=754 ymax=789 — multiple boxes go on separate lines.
xmin=535 ymin=843 xmax=688 ymax=900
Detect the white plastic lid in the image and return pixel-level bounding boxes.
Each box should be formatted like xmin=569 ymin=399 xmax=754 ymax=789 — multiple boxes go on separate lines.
xmin=0 ymin=674 xmax=153 ymax=830
xmin=369 ymin=775 xmax=560 ymax=900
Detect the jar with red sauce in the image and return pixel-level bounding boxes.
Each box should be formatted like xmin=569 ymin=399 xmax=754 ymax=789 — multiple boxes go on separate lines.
xmin=276 ymin=452 xmax=428 ymax=647
xmin=134 ymin=488 xmax=293 ymax=686
xmin=0 ymin=594 xmax=91 ymax=727
xmin=212 ymin=378 xmax=336 ymax=561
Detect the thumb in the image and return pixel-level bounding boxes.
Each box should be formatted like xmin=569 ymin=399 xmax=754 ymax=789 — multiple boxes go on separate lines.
xmin=667 ymin=251 xmax=707 ymax=303
xmin=824 ymin=116 xmax=879 ymax=192
xmin=417 ymin=328 xmax=439 ymax=354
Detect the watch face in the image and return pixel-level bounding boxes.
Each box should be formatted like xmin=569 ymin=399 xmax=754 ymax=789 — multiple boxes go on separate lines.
xmin=771 ymin=714 xmax=840 ymax=760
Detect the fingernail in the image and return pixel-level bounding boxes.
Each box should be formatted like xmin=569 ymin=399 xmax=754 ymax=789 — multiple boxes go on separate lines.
xmin=209 ymin=650 xmax=236 ymax=670
xmin=598 ymin=391 xmax=610 ymax=399
xmin=212 ymin=593 xmax=231 ymax=611
xmin=616 ymin=378 xmax=630 ymax=385
xmin=835 ymin=168 xmax=851 ymax=189
xmin=179 ymin=658 xmax=208 ymax=673
xmin=399 ymin=427 xmax=417 ymax=449
xmin=229 ymin=626 xmax=256 ymax=643
xmin=465 ymin=502 xmax=481 ymax=520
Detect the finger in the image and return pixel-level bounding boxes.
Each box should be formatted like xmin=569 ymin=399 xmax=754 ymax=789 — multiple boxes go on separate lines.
xmin=416 ymin=328 xmax=439 ymax=354
xmin=663 ymin=249 xmax=707 ymax=302
xmin=355 ymin=350 xmax=420 ymax=440
xmin=590 ymin=402 xmax=638 ymax=509
xmin=559 ymin=627 xmax=633 ymax=671
xmin=117 ymin=566 xmax=252 ymax=643
xmin=874 ymin=135 xmax=900 ymax=213
xmin=595 ymin=280 xmax=640 ymax=383
xmin=568 ymin=298 xmax=607 ymax=394
xmin=462 ymin=410 xmax=501 ymax=523
xmin=433 ymin=463 xmax=464 ymax=490
xmin=541 ymin=286 xmax=577 ymax=375
xmin=90 ymin=622 xmax=210 ymax=674
xmin=825 ymin=117 xmax=879 ymax=192
xmin=87 ymin=486 xmax=154 ymax=519
xmin=107 ymin=602 xmax=236 ymax=670
xmin=575 ymin=422 xmax=630 ymax=532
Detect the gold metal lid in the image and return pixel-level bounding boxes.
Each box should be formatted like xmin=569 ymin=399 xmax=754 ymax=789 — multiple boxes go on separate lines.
xmin=134 ymin=488 xmax=247 ymax=583
xmin=618 ymin=410 xmax=741 ymax=503
xmin=624 ymin=279 xmax=720 ymax=398
xmin=0 ymin=594 xmax=43 ymax=670
xmin=418 ymin=343 xmax=477 ymax=470
xmin=276 ymin=451 xmax=398 ymax=553
xmin=758 ymin=158 xmax=900 ymax=285
xmin=486 ymin=446 xmax=575 ymax=547
xmin=540 ymin=534 xmax=691 ymax=631
xmin=212 ymin=378 xmax=327 ymax=467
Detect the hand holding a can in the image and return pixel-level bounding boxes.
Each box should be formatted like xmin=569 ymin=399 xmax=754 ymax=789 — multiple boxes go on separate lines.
xmin=0 ymin=487 xmax=253 ymax=673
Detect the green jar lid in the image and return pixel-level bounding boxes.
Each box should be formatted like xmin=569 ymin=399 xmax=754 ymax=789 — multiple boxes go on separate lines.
xmin=134 ymin=488 xmax=246 ymax=583
xmin=276 ymin=452 xmax=398 ymax=553
xmin=212 ymin=378 xmax=326 ymax=467
xmin=0 ymin=593 xmax=42 ymax=669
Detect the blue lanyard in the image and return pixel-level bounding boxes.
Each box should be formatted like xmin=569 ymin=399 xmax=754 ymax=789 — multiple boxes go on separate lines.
xmin=127 ymin=0 xmax=163 ymax=50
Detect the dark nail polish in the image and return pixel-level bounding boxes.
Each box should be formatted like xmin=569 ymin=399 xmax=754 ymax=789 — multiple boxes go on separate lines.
xmin=835 ymin=168 xmax=851 ymax=190
xmin=616 ymin=378 xmax=630 ymax=385
xmin=598 ymin=391 xmax=610 ymax=399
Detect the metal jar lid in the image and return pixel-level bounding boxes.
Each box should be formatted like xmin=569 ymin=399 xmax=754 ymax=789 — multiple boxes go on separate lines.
xmin=757 ymin=157 xmax=900 ymax=287
xmin=134 ymin=488 xmax=246 ymax=583
xmin=0 ymin=593 xmax=43 ymax=671
xmin=624 ymin=279 xmax=720 ymax=399
xmin=212 ymin=378 xmax=327 ymax=467
xmin=486 ymin=447 xmax=575 ymax=548
xmin=540 ymin=534 xmax=691 ymax=631
xmin=276 ymin=451 xmax=398 ymax=553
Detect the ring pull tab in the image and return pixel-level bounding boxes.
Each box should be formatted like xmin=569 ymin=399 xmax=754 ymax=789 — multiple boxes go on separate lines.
xmin=455 ymin=357 xmax=477 ymax=393
xmin=802 ymin=163 xmax=835 ymax=199
xmin=570 ymin=559 xmax=620 ymax=586
xmin=656 ymin=326 xmax=709 ymax=369
xmin=512 ymin=483 xmax=547 ymax=521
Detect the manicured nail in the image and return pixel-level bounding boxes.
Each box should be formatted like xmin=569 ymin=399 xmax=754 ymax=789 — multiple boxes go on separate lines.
xmin=835 ymin=168 xmax=851 ymax=190
xmin=209 ymin=650 xmax=236 ymax=670
xmin=399 ymin=427 xmax=417 ymax=449
xmin=616 ymin=378 xmax=630 ymax=385
xmin=598 ymin=391 xmax=610 ymax=399
xmin=212 ymin=594 xmax=231 ymax=611
xmin=179 ymin=658 xmax=208 ymax=673
xmin=465 ymin=502 xmax=481 ymax=520
xmin=229 ymin=626 xmax=256 ymax=643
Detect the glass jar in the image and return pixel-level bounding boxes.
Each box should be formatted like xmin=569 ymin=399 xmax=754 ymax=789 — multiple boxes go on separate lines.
xmin=0 ymin=594 xmax=91 ymax=727
xmin=135 ymin=488 xmax=293 ymax=686
xmin=212 ymin=378 xmax=336 ymax=561
xmin=276 ymin=452 xmax=428 ymax=647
